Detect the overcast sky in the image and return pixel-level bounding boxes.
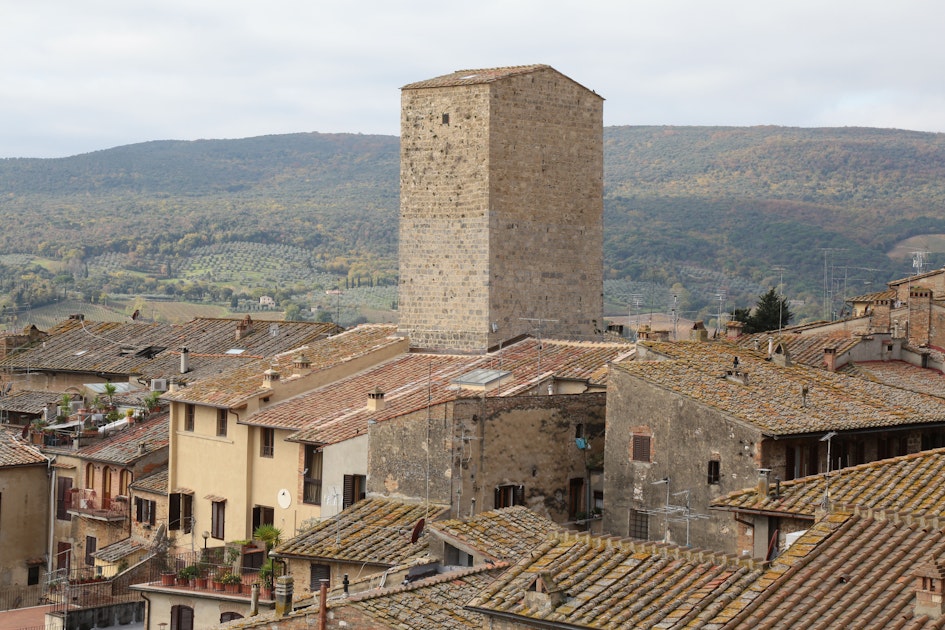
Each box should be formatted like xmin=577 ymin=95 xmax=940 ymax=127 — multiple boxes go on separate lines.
xmin=2 ymin=0 xmax=943 ymax=158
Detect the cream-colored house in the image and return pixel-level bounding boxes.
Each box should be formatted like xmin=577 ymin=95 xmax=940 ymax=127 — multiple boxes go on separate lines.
xmin=0 ymin=428 xmax=49 ymax=588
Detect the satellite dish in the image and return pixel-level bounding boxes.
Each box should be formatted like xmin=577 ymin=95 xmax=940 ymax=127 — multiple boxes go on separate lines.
xmin=277 ymin=489 xmax=291 ymax=509
xmin=410 ymin=518 xmax=425 ymax=544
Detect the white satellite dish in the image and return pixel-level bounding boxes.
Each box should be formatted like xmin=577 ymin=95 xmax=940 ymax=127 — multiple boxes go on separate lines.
xmin=277 ymin=488 xmax=291 ymax=509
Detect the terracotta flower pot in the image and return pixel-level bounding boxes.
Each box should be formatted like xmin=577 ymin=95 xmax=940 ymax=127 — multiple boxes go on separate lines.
xmin=195 ymin=577 xmax=208 ymax=589
xmin=161 ymin=573 xmax=175 ymax=586
xmin=225 ymin=582 xmax=241 ymax=593
xmin=213 ymin=580 xmax=224 ymax=591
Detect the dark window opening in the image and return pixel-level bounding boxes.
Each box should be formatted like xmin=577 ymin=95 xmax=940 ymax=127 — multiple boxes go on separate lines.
xmin=707 ymin=460 xmax=721 ymax=484
xmin=85 ymin=536 xmax=97 ymax=566
xmin=442 ymin=113 xmax=449 ymax=125
xmin=28 ymin=565 xmax=40 ymax=586
xmin=171 ymin=605 xmax=194 ymax=630
xmin=211 ymin=500 xmax=226 ymax=540
xmin=303 ymin=447 xmax=323 ymax=505
xmin=343 ymin=474 xmax=366 ymax=509
xmin=494 ymin=484 xmax=525 ymax=509
xmin=184 ymin=404 xmax=195 ymax=432
xmin=135 ymin=498 xmax=156 ymax=526
xmin=568 ymin=477 xmax=585 ymax=519
xmin=252 ymin=505 xmax=274 ymax=532
xmin=261 ymin=427 xmax=275 ymax=457
xmin=310 ymin=563 xmax=331 ymax=590
xmin=169 ymin=493 xmax=193 ymax=533
xmin=216 ymin=408 xmax=228 ymax=437
xmin=57 ymin=477 xmax=73 ymax=521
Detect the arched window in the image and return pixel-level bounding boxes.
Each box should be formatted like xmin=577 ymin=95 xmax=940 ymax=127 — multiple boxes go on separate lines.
xmin=170 ymin=605 xmax=194 ymax=630
xmin=102 ymin=466 xmax=112 ymax=502
xmin=85 ymin=464 xmax=95 ymax=490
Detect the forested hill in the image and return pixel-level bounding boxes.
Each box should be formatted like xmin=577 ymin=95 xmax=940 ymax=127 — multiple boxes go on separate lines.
xmin=2 ymin=126 xmax=945 ymax=318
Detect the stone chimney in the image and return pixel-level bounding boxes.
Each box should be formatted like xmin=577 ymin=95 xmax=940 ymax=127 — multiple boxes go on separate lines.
xmin=689 ymin=321 xmax=708 ymax=342
xmin=823 ymin=346 xmax=837 ymax=372
xmin=367 ymin=387 xmax=385 ymax=412
xmin=908 ymin=287 xmax=933 ymax=347
xmin=914 ymin=555 xmax=945 ymax=620
xmin=263 ymin=368 xmax=280 ymax=389
xmin=180 ymin=346 xmax=190 ymax=374
xmin=757 ymin=469 xmax=771 ymax=498
xmin=236 ymin=315 xmax=254 ymax=340
xmin=726 ymin=320 xmax=744 ymax=340
xmin=770 ymin=342 xmax=792 ymax=367
xmin=275 ymin=574 xmax=294 ymax=618
xmin=137 ymin=442 xmax=147 ymax=456
xmin=292 ymin=353 xmax=311 ymax=373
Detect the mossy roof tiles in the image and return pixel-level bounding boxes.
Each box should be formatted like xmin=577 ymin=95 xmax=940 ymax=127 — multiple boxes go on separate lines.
xmin=129 ymin=466 xmax=168 ymax=495
xmin=0 ymin=389 xmax=61 ymax=414
xmin=274 ymin=497 xmax=448 ymax=566
xmin=160 ymin=324 xmax=401 ymax=408
xmin=720 ymin=511 xmax=945 ymax=629
xmin=850 ymin=360 xmax=945 ymax=398
xmin=734 ymin=332 xmax=863 ymax=369
xmin=712 ymin=447 xmax=945 ymax=518
xmin=617 ymin=341 xmax=945 ymax=436
xmin=338 ymin=564 xmax=506 ymax=630
xmin=466 ymin=532 xmax=764 ymax=629
xmin=0 ymin=427 xmax=46 ymax=467
xmin=0 ymin=317 xmax=339 ymax=378
xmin=429 ymin=505 xmax=563 ymax=562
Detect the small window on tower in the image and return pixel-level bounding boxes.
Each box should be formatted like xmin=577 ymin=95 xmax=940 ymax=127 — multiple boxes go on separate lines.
xmin=442 ymin=113 xmax=449 ymax=125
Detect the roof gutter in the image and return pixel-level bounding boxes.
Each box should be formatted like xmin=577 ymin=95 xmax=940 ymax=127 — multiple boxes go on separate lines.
xmin=765 ymin=420 xmax=945 ymax=440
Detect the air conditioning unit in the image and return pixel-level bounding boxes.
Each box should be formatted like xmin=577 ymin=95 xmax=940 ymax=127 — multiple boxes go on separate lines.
xmin=150 ymin=379 xmax=168 ymax=392
xmin=79 ymin=498 xmax=89 ymax=509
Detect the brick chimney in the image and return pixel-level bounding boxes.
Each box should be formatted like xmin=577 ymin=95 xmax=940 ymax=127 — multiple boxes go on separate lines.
xmin=689 ymin=321 xmax=708 ymax=342
xmin=726 ymin=321 xmax=744 ymax=340
xmin=823 ymin=346 xmax=837 ymax=372
xmin=236 ymin=315 xmax=254 ymax=340
xmin=367 ymin=387 xmax=385 ymax=412
xmin=915 ymin=555 xmax=945 ymax=620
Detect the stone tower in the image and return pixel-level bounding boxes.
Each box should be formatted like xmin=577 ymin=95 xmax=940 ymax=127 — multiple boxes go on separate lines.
xmin=398 ymin=65 xmax=604 ymax=352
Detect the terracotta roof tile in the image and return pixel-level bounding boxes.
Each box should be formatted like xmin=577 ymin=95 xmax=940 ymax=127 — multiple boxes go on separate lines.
xmin=429 ymin=505 xmax=563 ymax=562
xmin=161 ymin=324 xmax=402 ymax=408
xmin=74 ymin=412 xmax=169 ymax=465
xmin=466 ymin=532 xmax=764 ymax=628
xmin=735 ymin=332 xmax=863 ymax=369
xmin=618 ymin=341 xmax=945 ymax=435
xmin=259 ymin=336 xmax=630 ymax=443
xmin=712 ymin=447 xmax=945 ymax=519
xmin=0 ymin=427 xmax=46 ymax=467
xmin=0 ymin=389 xmax=61 ymax=414
xmin=130 ymin=466 xmax=168 ymax=495
xmin=721 ymin=511 xmax=945 ymax=629
xmin=402 ymin=65 xmax=553 ymax=89
xmin=275 ymin=498 xmax=448 ymax=566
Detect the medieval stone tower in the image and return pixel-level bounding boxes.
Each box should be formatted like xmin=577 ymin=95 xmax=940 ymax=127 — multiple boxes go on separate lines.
xmin=398 ymin=65 xmax=604 ymax=352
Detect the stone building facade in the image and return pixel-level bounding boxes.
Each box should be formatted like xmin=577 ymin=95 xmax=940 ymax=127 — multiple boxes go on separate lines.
xmin=366 ymin=392 xmax=606 ymax=526
xmin=398 ymin=65 xmax=604 ymax=352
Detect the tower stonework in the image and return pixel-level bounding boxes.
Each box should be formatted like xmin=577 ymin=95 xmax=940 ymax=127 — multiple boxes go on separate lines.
xmin=398 ymin=65 xmax=604 ymax=352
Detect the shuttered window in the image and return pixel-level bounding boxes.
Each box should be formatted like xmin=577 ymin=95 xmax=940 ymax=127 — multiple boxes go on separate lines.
xmin=631 ymin=435 xmax=651 ymax=462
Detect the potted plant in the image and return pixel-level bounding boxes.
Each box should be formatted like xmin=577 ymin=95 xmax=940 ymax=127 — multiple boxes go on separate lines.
xmin=220 ymin=571 xmax=242 ymax=593
xmin=178 ymin=564 xmax=200 ymax=587
xmin=211 ymin=570 xmax=225 ymax=591
xmin=258 ymin=559 xmax=275 ymax=599
xmin=253 ymin=524 xmax=282 ymax=552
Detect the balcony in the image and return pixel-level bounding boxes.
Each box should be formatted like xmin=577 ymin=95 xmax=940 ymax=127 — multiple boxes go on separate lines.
xmin=66 ymin=489 xmax=128 ymax=522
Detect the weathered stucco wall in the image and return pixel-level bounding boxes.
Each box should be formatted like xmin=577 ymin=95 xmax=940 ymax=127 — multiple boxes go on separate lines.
xmin=0 ymin=463 xmax=49 ymax=586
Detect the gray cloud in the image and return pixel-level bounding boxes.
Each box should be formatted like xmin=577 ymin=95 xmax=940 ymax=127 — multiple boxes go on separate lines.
xmin=2 ymin=0 xmax=943 ymax=157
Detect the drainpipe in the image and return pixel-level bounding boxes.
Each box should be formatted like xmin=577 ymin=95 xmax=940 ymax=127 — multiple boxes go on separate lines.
xmin=45 ymin=452 xmax=56 ymax=578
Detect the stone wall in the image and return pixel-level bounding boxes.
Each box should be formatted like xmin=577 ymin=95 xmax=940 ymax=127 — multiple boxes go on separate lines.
xmin=398 ymin=67 xmax=603 ymax=352
xmin=366 ymin=392 xmax=606 ymax=524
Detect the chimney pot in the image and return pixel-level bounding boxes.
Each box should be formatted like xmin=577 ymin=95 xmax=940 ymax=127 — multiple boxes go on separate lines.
xmin=367 ymin=387 xmax=386 ymax=412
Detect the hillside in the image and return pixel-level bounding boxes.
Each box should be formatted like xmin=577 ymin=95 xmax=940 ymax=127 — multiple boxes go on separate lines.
xmin=2 ymin=126 xmax=945 ymax=325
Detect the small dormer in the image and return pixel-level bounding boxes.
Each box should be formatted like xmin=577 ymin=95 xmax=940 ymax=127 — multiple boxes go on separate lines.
xmin=524 ymin=570 xmax=567 ymax=612
xmin=914 ymin=555 xmax=945 ymax=619
xmin=770 ymin=341 xmax=792 ymax=367
xmin=367 ymin=387 xmax=385 ymax=412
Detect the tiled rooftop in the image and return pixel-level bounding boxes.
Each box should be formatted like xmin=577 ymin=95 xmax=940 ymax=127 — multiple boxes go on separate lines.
xmin=0 ymin=427 xmax=46 ymax=467
xmin=0 ymin=317 xmax=339 ymax=378
xmin=735 ymin=331 xmax=863 ymax=369
xmin=617 ymin=341 xmax=945 ymax=435
xmin=0 ymin=389 xmax=61 ymax=414
xmin=846 ymin=360 xmax=945 ymax=398
xmin=429 ymin=505 xmax=563 ymax=562
xmin=129 ymin=466 xmax=168 ymax=495
xmin=255 ymin=336 xmax=630 ymax=444
xmin=720 ymin=510 xmax=945 ymax=629
xmin=93 ymin=535 xmax=148 ymax=562
xmin=161 ymin=324 xmax=402 ymax=408
xmin=402 ymin=65 xmax=552 ymax=89
xmin=711 ymin=447 xmax=945 ymax=519
xmin=338 ymin=564 xmax=506 ymax=629
xmin=847 ymin=289 xmax=897 ymax=303
xmin=275 ymin=498 xmax=448 ymax=566
xmin=70 ymin=412 xmax=169 ymax=465
xmin=466 ymin=531 xmax=764 ymax=628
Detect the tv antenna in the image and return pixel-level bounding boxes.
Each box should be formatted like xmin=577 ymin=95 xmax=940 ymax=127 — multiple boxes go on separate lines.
xmin=644 ymin=477 xmax=709 ymax=547
xmin=912 ymin=251 xmax=930 ymax=276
